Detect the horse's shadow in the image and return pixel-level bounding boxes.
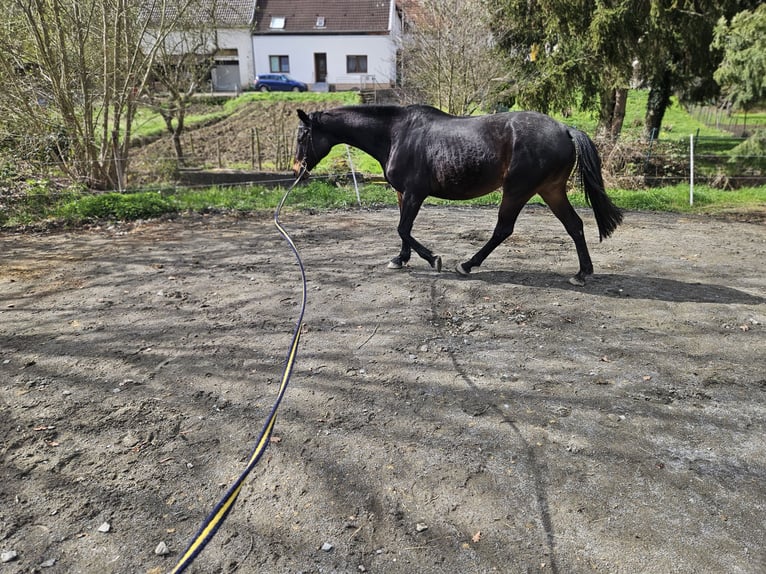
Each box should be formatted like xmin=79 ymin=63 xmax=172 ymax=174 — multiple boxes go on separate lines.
xmin=438 ymin=269 xmax=765 ymax=305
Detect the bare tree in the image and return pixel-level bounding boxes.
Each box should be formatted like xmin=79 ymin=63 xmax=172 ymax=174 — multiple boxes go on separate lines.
xmin=398 ymin=0 xmax=508 ymax=115
xmin=0 ymin=0 xmax=198 ymax=190
xmin=142 ymin=0 xmax=221 ymax=166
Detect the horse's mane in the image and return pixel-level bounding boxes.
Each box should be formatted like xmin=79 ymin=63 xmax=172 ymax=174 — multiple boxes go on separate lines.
xmin=325 ymin=104 xmax=445 ymax=121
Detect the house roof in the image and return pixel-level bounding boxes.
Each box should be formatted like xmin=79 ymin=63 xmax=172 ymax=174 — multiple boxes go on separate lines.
xmin=253 ymin=0 xmax=394 ymax=34
xmin=213 ymin=0 xmax=256 ymax=26
xmin=144 ymin=0 xmax=256 ymax=28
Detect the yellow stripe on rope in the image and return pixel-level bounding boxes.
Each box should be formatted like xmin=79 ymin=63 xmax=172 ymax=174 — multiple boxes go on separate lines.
xmin=168 ymin=172 xmax=308 ymax=574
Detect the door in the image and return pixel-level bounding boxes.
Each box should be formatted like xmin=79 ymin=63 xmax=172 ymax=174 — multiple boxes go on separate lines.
xmin=314 ymin=53 xmax=327 ymax=83
xmin=212 ymin=61 xmax=241 ymax=92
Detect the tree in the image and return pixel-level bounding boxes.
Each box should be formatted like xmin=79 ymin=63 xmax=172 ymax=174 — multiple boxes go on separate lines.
xmin=625 ymin=0 xmax=761 ymax=138
xmin=398 ymin=0 xmax=508 ymax=115
xmin=142 ymin=0 xmax=239 ymax=165
xmin=712 ymin=4 xmax=766 ymax=130
xmin=0 ymin=0 xmax=197 ymax=190
xmin=488 ymin=0 xmax=761 ymax=139
xmin=487 ymin=0 xmax=641 ymax=139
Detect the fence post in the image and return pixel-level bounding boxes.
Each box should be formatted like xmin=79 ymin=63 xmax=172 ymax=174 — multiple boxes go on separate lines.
xmin=255 ymin=128 xmax=262 ymax=171
xmin=644 ymin=127 xmax=657 ymax=172
xmin=689 ymin=134 xmax=694 ymax=206
xmin=251 ymin=128 xmax=256 ymax=170
xmin=346 ymin=145 xmax=361 ymax=206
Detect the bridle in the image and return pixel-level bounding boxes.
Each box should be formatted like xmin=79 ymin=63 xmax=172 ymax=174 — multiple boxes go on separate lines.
xmin=296 ymin=123 xmax=314 ymax=172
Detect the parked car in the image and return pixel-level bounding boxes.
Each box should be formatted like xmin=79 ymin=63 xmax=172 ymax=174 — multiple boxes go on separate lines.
xmin=253 ymin=74 xmax=308 ymax=92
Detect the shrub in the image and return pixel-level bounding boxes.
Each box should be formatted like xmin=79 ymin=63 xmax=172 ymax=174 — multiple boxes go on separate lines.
xmin=56 ymin=191 xmax=176 ymax=223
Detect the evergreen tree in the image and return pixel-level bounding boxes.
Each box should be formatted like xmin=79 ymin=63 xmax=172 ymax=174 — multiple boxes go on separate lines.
xmin=712 ymin=4 xmax=766 ymax=123
xmin=488 ymin=0 xmax=761 ymax=139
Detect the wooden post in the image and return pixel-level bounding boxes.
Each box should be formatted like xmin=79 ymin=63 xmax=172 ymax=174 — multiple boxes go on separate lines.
xmin=255 ymin=128 xmax=262 ymax=171
xmin=251 ymin=128 xmax=255 ymax=170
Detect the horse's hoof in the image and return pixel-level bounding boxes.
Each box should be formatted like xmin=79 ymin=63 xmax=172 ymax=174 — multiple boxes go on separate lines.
xmin=432 ymin=256 xmax=442 ymax=272
xmin=387 ymin=260 xmax=403 ymax=270
xmin=568 ymin=274 xmax=586 ymax=287
xmin=455 ymin=262 xmax=470 ymax=276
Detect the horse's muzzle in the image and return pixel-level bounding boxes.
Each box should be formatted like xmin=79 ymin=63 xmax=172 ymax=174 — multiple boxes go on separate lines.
xmin=292 ymin=160 xmax=310 ymax=180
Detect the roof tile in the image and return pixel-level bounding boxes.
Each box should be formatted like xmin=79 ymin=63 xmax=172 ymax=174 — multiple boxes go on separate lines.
xmin=253 ymin=0 xmax=393 ymax=34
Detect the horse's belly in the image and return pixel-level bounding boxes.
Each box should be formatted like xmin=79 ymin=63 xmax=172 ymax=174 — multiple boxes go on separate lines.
xmin=432 ymin=163 xmax=503 ymax=200
xmin=428 ymin=139 xmax=506 ymax=198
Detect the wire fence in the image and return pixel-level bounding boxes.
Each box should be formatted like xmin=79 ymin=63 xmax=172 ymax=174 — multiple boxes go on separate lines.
xmin=1 ymin=132 xmax=764 ymax=225
xmin=598 ymin=134 xmax=764 ymax=190
xmin=688 ymin=104 xmax=765 ymax=138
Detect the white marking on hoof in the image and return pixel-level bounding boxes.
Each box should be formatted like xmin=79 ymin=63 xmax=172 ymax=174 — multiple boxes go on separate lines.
xmin=432 ymin=256 xmax=442 ymax=272
xmin=568 ymin=275 xmax=586 ymax=286
xmin=387 ymin=260 xmax=403 ymax=270
xmin=455 ymin=263 xmax=470 ymax=276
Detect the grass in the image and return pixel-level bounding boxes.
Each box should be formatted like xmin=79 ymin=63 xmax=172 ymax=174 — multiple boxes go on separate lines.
xmin=1 ymin=178 xmax=762 ymax=229
xmin=54 ymin=191 xmax=178 ymax=223
xmin=421 ymin=184 xmax=766 ymax=214
xmin=4 ymin=180 xmax=751 ymax=229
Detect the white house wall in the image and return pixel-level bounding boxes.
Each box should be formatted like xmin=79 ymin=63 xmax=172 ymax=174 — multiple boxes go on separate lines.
xmin=253 ymin=35 xmax=398 ymax=88
xmin=216 ymin=29 xmax=256 ymax=89
xmin=149 ymin=28 xmax=255 ymax=91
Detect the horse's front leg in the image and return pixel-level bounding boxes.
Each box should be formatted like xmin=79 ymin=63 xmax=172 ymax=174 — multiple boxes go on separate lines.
xmin=387 ymin=191 xmax=412 ymax=269
xmin=387 ymin=240 xmax=411 ymax=269
xmin=389 ymin=191 xmax=441 ymax=272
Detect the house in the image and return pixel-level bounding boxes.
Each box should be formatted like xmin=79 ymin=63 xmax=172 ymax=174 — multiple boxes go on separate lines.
xmin=252 ymin=0 xmax=403 ymax=90
xmin=143 ymin=0 xmax=257 ymax=92
xmin=207 ymin=0 xmax=258 ymax=91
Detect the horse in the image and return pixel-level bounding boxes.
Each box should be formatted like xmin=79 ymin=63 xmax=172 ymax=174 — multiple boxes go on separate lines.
xmin=293 ymin=104 xmax=622 ymax=286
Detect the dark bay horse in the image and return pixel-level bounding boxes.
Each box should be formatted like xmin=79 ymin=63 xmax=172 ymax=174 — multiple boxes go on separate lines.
xmin=294 ymin=104 xmax=622 ymax=285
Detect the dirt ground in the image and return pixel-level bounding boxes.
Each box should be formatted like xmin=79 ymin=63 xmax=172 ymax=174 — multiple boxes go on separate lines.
xmin=1 ymin=205 xmax=764 ymax=574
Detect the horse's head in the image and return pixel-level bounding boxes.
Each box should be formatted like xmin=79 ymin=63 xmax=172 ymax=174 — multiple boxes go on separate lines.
xmin=294 ymin=109 xmax=334 ymax=176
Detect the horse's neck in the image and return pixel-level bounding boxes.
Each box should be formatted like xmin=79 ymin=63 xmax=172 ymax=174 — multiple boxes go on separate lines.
xmin=326 ymin=109 xmax=397 ymax=164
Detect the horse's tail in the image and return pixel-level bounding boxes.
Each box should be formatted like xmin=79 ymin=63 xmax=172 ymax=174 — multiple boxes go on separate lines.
xmin=569 ymin=128 xmax=623 ymax=241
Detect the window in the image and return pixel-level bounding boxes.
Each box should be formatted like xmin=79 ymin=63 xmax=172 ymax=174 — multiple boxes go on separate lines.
xmin=269 ymin=55 xmax=290 ymax=73
xmin=315 ymin=16 xmax=325 ymax=28
xmin=346 ymin=55 xmax=368 ymax=74
xmin=269 ymin=16 xmax=285 ymax=29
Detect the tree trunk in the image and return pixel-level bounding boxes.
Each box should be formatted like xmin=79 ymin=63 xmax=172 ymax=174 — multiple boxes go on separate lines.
xmin=644 ymin=74 xmax=672 ymax=140
xmin=173 ymin=109 xmax=186 ymax=165
xmin=597 ymin=88 xmax=628 ymax=141
xmin=597 ymin=90 xmax=616 ymax=139
xmin=160 ymin=109 xmax=186 ymax=166
xmin=610 ymin=88 xmax=627 ymax=140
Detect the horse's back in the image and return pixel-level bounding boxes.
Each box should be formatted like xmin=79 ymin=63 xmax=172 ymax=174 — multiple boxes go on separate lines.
xmin=405 ymin=107 xmax=572 ymax=156
xmin=379 ymin=105 xmax=577 ymax=200
xmin=506 ymin=110 xmax=573 ymax=151
xmin=389 ymin=107 xmax=512 ymax=198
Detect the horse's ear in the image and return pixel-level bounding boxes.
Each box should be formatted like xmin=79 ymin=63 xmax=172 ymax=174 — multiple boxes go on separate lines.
xmin=297 ymin=109 xmax=311 ymax=125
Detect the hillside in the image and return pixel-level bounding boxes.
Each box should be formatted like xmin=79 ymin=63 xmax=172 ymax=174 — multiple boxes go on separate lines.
xmin=128 ymin=91 xmax=764 ymax=190
xmin=130 ymin=94 xmax=360 ymax=186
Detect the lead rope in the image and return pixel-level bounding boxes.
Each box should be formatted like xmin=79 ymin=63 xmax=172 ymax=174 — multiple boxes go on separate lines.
xmin=168 ymin=168 xmax=308 ymax=574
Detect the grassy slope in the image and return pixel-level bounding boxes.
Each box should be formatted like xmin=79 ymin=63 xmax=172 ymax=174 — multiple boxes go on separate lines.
xmin=11 ymin=90 xmax=762 ymax=228
xmin=131 ymin=91 xmax=361 ymax=141
xmin=563 ymin=91 xmax=731 ymax=139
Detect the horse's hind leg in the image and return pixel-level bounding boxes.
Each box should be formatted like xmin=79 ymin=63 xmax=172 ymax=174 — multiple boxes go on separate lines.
xmin=539 ymin=187 xmax=593 ymax=286
xmin=457 ymin=193 xmax=529 ymax=275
